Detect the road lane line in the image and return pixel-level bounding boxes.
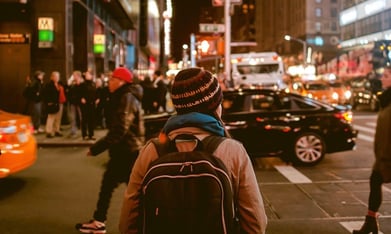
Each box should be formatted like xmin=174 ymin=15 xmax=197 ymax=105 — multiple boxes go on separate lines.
xmin=354 ymin=115 xmax=377 ymax=120
xmin=274 ymin=165 xmax=312 ymax=184
xmin=340 ymin=221 xmax=384 ymax=234
xmin=357 ymin=132 xmax=374 ymax=143
xmin=353 ymin=124 xmax=376 ymax=134
xmin=383 ymin=185 xmax=391 ymax=194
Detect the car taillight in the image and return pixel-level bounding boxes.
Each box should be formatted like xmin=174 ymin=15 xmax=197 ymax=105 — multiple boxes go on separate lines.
xmin=334 ymin=111 xmax=353 ymax=123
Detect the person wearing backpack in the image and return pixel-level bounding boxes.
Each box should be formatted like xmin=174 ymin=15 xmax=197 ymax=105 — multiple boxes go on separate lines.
xmin=119 ymin=67 xmax=267 ymax=234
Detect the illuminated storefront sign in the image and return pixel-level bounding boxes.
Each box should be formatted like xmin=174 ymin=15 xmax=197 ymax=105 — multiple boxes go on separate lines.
xmin=38 ymin=17 xmax=54 ymax=48
xmin=340 ymin=0 xmax=390 ymax=26
xmin=0 ymin=33 xmax=30 ymax=44
xmin=94 ymin=34 xmax=105 ymax=54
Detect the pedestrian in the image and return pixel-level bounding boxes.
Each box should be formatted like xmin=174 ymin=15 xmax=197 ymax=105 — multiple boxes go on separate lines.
xmin=119 ymin=67 xmax=268 ymax=234
xmin=42 ymin=71 xmax=61 ymax=138
xmin=353 ymin=66 xmax=391 ymax=234
xmin=152 ymin=70 xmax=168 ymax=113
xmin=23 ymin=70 xmax=45 ymax=134
xmin=67 ymin=70 xmax=83 ymax=137
xmin=140 ymin=75 xmax=156 ymax=114
xmin=95 ymin=77 xmax=110 ymax=129
xmin=79 ymin=70 xmax=97 ymax=140
xmin=75 ymin=67 xmax=145 ymax=234
xmin=53 ymin=80 xmax=66 ymax=137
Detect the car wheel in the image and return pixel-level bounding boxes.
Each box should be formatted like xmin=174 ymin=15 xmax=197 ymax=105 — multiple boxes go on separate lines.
xmin=292 ymin=132 xmax=325 ymax=166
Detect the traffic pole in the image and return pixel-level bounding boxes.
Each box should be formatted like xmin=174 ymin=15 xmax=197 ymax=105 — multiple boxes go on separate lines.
xmin=224 ymin=0 xmax=231 ymax=86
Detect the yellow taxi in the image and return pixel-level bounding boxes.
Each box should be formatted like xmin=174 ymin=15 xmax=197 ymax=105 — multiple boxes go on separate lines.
xmin=300 ymin=80 xmax=340 ymax=104
xmin=0 ymin=110 xmax=37 ymax=178
xmin=328 ymin=80 xmax=352 ymax=105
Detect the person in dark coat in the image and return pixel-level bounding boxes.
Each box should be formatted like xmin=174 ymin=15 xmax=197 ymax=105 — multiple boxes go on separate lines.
xmin=153 ymin=70 xmax=168 ymax=113
xmin=75 ymin=67 xmax=145 ymax=234
xmin=79 ymin=70 xmax=97 ymax=140
xmin=42 ymin=71 xmax=61 ymax=138
xmin=140 ymin=75 xmax=156 ymax=114
xmin=67 ymin=70 xmax=83 ymax=137
xmin=24 ymin=70 xmax=45 ymax=133
xmin=353 ymin=66 xmax=391 ymax=234
xmin=95 ymin=77 xmax=110 ymax=129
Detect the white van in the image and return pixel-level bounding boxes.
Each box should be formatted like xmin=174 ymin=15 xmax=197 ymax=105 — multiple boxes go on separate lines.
xmin=231 ymin=52 xmax=286 ymax=89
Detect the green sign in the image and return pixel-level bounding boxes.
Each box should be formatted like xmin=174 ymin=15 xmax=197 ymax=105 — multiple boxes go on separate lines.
xmin=38 ymin=30 xmax=54 ymax=42
xmin=94 ymin=44 xmax=105 ymax=54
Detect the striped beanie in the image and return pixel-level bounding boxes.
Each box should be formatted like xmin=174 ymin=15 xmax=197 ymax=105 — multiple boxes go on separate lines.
xmin=171 ymin=68 xmax=223 ymax=114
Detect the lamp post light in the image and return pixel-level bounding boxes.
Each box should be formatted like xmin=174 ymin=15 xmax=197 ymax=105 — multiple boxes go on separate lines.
xmin=284 ymin=35 xmax=307 ymax=65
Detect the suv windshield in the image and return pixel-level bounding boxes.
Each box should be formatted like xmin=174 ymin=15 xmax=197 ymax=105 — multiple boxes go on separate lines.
xmin=237 ymin=64 xmax=280 ymax=74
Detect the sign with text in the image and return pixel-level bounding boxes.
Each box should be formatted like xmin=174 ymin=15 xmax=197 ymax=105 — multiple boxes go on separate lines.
xmin=199 ymin=24 xmax=225 ymax=33
xmin=0 ymin=33 xmax=30 ymax=44
xmin=38 ymin=17 xmax=54 ymax=48
xmin=212 ymin=0 xmax=242 ymax=6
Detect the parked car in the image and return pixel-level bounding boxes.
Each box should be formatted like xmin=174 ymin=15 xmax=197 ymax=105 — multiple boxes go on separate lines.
xmin=347 ymin=76 xmax=383 ymax=111
xmin=144 ymin=89 xmax=358 ymax=166
xmin=0 ymin=110 xmax=37 ymax=178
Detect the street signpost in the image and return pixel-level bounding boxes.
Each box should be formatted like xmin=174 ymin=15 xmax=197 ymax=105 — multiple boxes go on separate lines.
xmin=212 ymin=0 xmax=242 ymax=6
xmin=199 ymin=24 xmax=225 ymax=33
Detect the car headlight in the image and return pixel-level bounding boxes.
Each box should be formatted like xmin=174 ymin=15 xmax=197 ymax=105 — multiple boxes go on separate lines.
xmin=332 ymin=92 xmax=339 ymax=100
xmin=344 ymin=90 xmax=352 ymax=99
xmin=307 ymin=93 xmax=313 ymax=98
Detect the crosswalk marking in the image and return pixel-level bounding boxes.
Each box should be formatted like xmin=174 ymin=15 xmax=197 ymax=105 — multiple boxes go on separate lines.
xmin=274 ymin=165 xmax=312 ymax=184
xmin=357 ymin=132 xmax=374 ymax=143
xmin=366 ymin=122 xmax=376 ymax=127
xmin=340 ymin=221 xmax=384 ymax=234
xmin=353 ymin=124 xmax=375 ymax=134
xmin=354 ymin=115 xmax=377 ymax=120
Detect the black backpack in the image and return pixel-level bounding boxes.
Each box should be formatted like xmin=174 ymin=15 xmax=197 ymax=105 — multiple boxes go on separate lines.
xmin=140 ymin=134 xmax=239 ymax=234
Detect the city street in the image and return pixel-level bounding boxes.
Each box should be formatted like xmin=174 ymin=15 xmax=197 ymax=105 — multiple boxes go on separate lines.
xmin=1 ymin=110 xmax=390 ymax=234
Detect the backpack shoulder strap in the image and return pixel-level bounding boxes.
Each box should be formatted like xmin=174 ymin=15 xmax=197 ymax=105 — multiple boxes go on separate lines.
xmin=151 ymin=135 xmax=226 ymax=157
xmin=201 ymin=135 xmax=227 ymax=154
xmin=151 ymin=138 xmax=170 ymax=157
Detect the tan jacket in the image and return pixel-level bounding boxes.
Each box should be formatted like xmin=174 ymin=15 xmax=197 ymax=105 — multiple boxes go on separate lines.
xmin=119 ymin=127 xmax=268 ymax=234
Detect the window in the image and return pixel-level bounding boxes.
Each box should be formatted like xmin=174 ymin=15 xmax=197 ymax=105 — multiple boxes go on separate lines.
xmin=315 ymin=8 xmax=322 ymax=17
xmin=315 ymin=22 xmax=321 ymax=32
xmin=252 ymin=94 xmax=276 ymax=111
xmin=330 ymin=8 xmax=337 ymax=17
xmin=331 ymin=22 xmax=337 ymax=31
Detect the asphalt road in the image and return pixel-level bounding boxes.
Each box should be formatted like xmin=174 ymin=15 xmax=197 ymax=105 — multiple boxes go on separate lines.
xmin=1 ymin=110 xmax=390 ymax=234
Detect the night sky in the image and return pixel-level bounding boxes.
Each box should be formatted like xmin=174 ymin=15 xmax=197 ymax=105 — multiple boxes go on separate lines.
xmin=171 ymin=0 xmax=212 ymax=62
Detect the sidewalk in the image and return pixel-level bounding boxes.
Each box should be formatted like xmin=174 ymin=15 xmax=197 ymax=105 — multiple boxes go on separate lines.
xmin=35 ymin=125 xmax=107 ymax=147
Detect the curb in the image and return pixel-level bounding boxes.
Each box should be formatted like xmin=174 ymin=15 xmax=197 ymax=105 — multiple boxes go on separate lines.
xmin=37 ymin=141 xmax=95 ymax=147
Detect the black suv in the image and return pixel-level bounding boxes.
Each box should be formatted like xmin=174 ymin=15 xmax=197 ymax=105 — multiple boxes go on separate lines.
xmin=348 ymin=76 xmax=383 ymax=111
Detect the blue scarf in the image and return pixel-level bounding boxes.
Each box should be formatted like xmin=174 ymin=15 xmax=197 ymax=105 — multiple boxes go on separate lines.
xmin=161 ymin=112 xmax=225 ymax=137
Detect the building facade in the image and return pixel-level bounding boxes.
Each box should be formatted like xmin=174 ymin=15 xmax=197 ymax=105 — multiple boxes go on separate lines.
xmin=0 ymin=0 xmax=165 ymax=113
xmin=254 ymin=0 xmax=341 ymax=66
xmin=318 ymin=0 xmax=391 ymax=77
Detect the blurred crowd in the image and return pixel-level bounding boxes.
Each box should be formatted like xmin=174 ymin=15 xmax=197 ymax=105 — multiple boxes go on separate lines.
xmin=22 ymin=68 xmax=172 ymax=139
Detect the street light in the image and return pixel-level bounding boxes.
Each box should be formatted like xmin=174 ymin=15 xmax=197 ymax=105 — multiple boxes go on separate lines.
xmin=284 ymin=35 xmax=308 ymax=65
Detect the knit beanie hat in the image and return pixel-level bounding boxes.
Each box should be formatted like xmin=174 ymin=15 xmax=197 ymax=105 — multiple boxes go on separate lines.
xmin=171 ymin=68 xmax=223 ymax=114
xmin=112 ymin=67 xmax=133 ymax=83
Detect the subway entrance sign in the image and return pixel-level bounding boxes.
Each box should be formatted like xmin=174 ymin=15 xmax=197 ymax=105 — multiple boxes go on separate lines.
xmin=38 ymin=17 xmax=54 ymax=48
